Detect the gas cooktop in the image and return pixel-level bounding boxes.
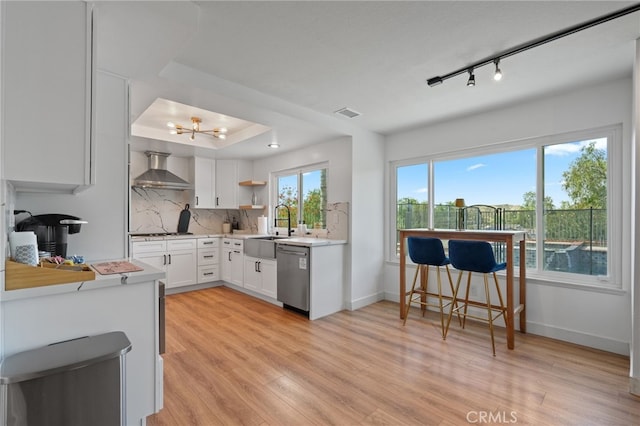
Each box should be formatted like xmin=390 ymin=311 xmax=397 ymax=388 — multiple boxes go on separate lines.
xmin=130 ymin=232 xmax=193 ymax=237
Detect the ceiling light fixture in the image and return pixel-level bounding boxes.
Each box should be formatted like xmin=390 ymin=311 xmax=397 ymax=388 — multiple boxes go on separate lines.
xmin=493 ymin=59 xmax=503 ymax=81
xmin=426 ymin=3 xmax=640 ymax=88
xmin=267 ymin=142 xmax=280 ymax=149
xmin=167 ymin=117 xmax=227 ymax=141
xmin=466 ymin=69 xmax=475 ymax=87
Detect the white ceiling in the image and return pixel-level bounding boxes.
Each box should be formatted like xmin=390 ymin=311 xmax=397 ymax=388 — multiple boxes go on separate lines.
xmin=95 ymin=1 xmax=640 ymax=159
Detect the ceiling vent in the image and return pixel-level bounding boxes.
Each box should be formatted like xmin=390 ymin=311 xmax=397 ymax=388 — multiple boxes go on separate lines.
xmin=334 ymin=107 xmax=361 ymax=119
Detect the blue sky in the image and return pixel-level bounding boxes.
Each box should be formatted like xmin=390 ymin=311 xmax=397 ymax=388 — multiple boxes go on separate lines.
xmin=397 ymin=138 xmax=606 ymax=207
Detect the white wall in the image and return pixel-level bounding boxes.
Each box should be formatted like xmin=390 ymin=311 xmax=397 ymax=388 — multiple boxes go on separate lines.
xmin=385 ymin=77 xmax=633 ymax=355
xmin=349 ymin=131 xmax=386 ymax=308
xmin=15 ymin=71 xmax=129 ymax=261
xmin=631 ymin=41 xmax=640 ymax=395
xmin=252 ymin=132 xmax=386 ymax=311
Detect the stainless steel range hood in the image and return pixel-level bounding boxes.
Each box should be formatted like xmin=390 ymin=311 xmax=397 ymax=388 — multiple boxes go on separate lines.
xmin=132 ymin=151 xmax=192 ymax=191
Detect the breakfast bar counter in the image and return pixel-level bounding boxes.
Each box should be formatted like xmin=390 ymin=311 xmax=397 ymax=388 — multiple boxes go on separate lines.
xmin=398 ymin=228 xmax=526 ymax=350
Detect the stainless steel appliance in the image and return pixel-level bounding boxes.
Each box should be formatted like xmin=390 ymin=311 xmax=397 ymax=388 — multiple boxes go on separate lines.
xmin=276 ymin=244 xmax=310 ymax=314
xmin=132 ymin=151 xmax=192 ymax=191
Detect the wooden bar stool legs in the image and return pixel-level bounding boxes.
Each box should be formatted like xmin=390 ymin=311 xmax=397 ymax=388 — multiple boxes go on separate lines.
xmin=403 ymin=237 xmax=461 ymax=338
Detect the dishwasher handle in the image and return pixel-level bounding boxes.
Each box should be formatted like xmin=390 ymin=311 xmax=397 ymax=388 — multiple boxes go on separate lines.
xmin=277 ymin=248 xmax=308 ymax=256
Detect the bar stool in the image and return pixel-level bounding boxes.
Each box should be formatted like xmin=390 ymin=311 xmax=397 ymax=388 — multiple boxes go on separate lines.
xmin=445 ymin=240 xmax=507 ymax=355
xmin=403 ymin=237 xmax=460 ymax=338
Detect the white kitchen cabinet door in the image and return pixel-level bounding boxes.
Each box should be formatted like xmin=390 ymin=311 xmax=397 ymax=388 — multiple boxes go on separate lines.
xmin=192 ymin=157 xmax=215 ymax=208
xmin=166 ymin=250 xmax=197 ymax=288
xmin=221 ymin=248 xmax=233 ymax=283
xmin=2 ymin=1 xmax=94 ymax=192
xmin=259 ymin=259 xmax=277 ymax=299
xmin=221 ymin=238 xmax=243 ymax=286
xmin=229 ymin=248 xmax=244 ymax=287
xmin=132 ymin=239 xmax=196 ymax=288
xmin=222 ymin=248 xmax=245 ymax=286
xmin=132 ymin=251 xmax=166 ymax=272
xmin=243 ymin=256 xmax=276 ymax=298
xmin=215 ymin=160 xmax=238 ymax=209
xmin=243 ymin=257 xmax=261 ymax=292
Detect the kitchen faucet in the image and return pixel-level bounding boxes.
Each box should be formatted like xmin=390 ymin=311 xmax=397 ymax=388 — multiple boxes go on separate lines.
xmin=274 ymin=204 xmax=292 ymax=237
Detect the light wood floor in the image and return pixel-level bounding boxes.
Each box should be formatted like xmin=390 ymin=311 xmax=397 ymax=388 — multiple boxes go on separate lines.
xmin=147 ymin=286 xmax=639 ymax=425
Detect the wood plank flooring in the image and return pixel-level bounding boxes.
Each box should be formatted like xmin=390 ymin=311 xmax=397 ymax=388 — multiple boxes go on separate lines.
xmin=147 ymin=286 xmax=640 ymax=425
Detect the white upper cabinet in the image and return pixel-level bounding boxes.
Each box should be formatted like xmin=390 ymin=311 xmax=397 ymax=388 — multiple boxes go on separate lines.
xmin=191 ymin=157 xmax=216 ymax=208
xmin=191 ymin=158 xmax=251 ymax=209
xmin=214 ymin=160 xmax=240 ymax=209
xmin=1 ymin=1 xmax=95 ymax=193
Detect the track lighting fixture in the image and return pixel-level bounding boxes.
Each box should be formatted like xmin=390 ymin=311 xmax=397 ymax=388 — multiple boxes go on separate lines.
xmin=426 ymin=3 xmax=640 ymax=88
xmin=466 ymin=69 xmax=475 ymax=87
xmin=493 ymin=59 xmax=503 ymax=81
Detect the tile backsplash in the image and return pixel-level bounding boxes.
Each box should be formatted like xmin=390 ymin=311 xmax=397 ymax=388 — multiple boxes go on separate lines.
xmin=131 ymin=188 xmax=349 ymax=240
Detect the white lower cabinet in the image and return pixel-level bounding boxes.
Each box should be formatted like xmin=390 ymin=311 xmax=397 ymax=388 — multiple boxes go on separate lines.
xmin=221 ymin=238 xmax=244 ymax=286
xmin=132 ymin=239 xmax=197 ymax=289
xmin=197 ymin=237 xmax=220 ymax=283
xmin=243 ymin=256 xmax=277 ymax=298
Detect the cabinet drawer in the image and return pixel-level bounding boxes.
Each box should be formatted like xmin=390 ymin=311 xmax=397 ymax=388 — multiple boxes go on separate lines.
xmin=222 ymin=238 xmax=243 ymax=250
xmin=167 ymin=239 xmax=197 ymax=251
xmin=197 ymin=238 xmax=219 ymax=249
xmin=198 ymin=249 xmax=219 ymax=265
xmin=132 ymin=240 xmax=167 ymax=254
xmin=198 ymin=265 xmax=219 ymax=283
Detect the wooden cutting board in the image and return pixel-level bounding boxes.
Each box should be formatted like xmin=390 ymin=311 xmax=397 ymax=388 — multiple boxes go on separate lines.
xmin=5 ymin=260 xmax=96 ymax=290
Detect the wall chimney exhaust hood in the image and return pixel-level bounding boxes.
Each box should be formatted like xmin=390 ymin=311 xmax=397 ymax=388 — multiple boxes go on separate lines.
xmin=132 ymin=151 xmax=192 ymax=191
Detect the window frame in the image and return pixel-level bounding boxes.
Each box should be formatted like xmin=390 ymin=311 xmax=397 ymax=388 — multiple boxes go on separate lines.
xmin=271 ymin=162 xmax=329 ymax=230
xmin=389 ymin=124 xmax=622 ymax=290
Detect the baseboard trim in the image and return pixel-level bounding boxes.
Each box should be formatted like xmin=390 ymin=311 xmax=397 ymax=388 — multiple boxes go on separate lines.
xmin=166 ymin=281 xmax=221 ymax=295
xmin=525 ymin=321 xmax=629 ymax=356
xmin=382 ymin=294 xmax=629 ymax=355
xmin=349 ymin=292 xmax=385 ymax=311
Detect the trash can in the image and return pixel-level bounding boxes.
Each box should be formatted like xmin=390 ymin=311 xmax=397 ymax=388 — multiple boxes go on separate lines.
xmin=0 ymin=331 xmax=132 ymax=426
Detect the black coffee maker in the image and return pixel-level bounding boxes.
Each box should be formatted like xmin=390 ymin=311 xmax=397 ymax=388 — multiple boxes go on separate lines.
xmin=16 ymin=213 xmax=87 ymax=258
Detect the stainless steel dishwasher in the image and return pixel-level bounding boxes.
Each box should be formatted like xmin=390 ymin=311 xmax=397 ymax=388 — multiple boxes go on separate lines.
xmin=276 ymin=244 xmax=310 ymax=314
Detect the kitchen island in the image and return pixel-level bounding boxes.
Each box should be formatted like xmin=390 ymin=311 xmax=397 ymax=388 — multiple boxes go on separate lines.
xmin=0 ymin=259 xmax=165 ymax=425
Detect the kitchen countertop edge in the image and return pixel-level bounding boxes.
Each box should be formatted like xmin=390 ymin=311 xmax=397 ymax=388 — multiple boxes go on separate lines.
xmin=1 ymin=258 xmax=165 ymax=302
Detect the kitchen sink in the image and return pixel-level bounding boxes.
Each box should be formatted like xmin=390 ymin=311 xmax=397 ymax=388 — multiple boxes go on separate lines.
xmin=244 ymin=236 xmax=288 ymax=259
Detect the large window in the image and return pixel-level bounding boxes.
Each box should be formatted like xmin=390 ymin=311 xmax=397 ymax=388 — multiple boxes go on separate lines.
xmin=274 ymin=164 xmax=328 ymax=229
xmin=392 ymin=126 xmax=619 ymax=288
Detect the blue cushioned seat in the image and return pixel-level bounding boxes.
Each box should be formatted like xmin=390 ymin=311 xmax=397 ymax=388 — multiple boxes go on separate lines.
xmin=403 ymin=237 xmax=461 ymax=336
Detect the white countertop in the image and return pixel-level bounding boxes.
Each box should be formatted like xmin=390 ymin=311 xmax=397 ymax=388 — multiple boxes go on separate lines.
xmin=275 ymin=237 xmax=347 ymax=247
xmin=130 ymin=233 xmax=347 ymax=247
xmin=0 ymin=258 xmax=165 ymax=302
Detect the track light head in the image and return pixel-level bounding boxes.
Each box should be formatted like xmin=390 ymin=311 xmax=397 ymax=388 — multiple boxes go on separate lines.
xmin=493 ymin=59 xmax=503 ymax=81
xmin=466 ymin=69 xmax=475 ymax=87
xmin=427 ymin=76 xmax=443 ymax=87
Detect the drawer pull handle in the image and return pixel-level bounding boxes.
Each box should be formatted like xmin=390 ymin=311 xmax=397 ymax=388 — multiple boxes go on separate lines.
xmin=204 ymin=272 xmax=214 ymax=276
xmin=204 ymin=255 xmax=214 ymax=258
xmin=203 ymin=242 xmax=213 ymax=245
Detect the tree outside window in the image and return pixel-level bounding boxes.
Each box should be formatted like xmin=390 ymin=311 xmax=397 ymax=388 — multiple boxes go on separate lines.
xmin=276 ymin=168 xmax=327 ymax=229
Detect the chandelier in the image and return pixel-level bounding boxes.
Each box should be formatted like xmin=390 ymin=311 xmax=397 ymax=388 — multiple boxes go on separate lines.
xmin=167 ymin=117 xmax=227 ymax=141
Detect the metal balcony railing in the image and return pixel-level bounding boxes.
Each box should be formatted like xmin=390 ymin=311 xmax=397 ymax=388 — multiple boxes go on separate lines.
xmin=396 ymin=203 xmax=607 ymax=275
